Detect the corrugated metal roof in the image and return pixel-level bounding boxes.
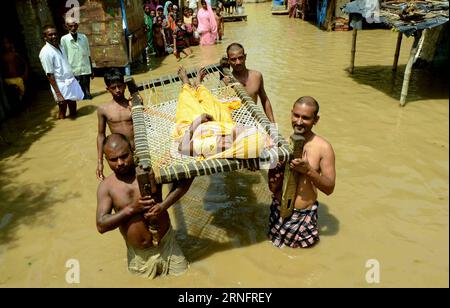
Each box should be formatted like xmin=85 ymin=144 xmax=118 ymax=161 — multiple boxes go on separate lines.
xmin=343 ymin=0 xmax=449 ymax=36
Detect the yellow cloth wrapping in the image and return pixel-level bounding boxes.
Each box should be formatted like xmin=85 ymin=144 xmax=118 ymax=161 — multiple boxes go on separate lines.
xmin=173 ymin=84 xmax=270 ymax=159
xmin=191 ymin=121 xmax=234 ymax=157
xmin=207 ymin=126 xmax=269 ymax=159
xmin=173 ymin=84 xmax=240 ymax=140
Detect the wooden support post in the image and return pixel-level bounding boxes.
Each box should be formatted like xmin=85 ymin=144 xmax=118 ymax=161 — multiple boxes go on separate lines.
xmin=392 ymin=32 xmax=403 ymax=72
xmin=280 ymin=134 xmax=305 ymax=219
xmin=126 ymin=77 xmax=161 ymax=246
xmin=325 ymin=0 xmax=335 ymax=31
xmin=349 ymin=28 xmax=357 ymax=74
xmin=400 ymin=31 xmax=422 ymax=107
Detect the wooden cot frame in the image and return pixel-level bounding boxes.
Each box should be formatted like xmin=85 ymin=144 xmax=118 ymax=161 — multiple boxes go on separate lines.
xmin=128 ymin=63 xmax=295 ymax=185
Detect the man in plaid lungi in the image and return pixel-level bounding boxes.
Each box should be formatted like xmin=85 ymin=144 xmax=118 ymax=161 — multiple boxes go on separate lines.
xmin=268 ymin=96 xmax=336 ymax=248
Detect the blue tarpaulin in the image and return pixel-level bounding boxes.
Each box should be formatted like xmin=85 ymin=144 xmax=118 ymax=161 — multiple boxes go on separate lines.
xmin=317 ymin=0 xmax=329 ymax=28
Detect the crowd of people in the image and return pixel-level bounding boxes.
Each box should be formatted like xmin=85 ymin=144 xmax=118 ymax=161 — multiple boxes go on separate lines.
xmin=143 ymin=0 xmax=230 ymax=61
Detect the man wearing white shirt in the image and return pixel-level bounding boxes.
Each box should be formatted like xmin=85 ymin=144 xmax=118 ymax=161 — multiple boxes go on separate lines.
xmin=39 ymin=25 xmax=84 ymax=119
xmin=61 ymin=18 xmax=94 ymax=100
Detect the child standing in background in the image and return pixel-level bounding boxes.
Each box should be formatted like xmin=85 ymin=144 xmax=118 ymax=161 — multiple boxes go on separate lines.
xmin=173 ymin=19 xmax=192 ymax=60
xmin=212 ymin=7 xmax=224 ymax=41
xmin=189 ymin=17 xmax=201 ymax=46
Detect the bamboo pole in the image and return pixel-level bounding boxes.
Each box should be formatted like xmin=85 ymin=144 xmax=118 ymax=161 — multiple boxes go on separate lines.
xmin=349 ymin=28 xmax=357 ymax=74
xmin=280 ymin=133 xmax=305 ymax=219
xmin=392 ymin=32 xmax=403 ymax=71
xmin=325 ymin=0 xmax=335 ymax=32
xmin=414 ymin=31 xmax=426 ymax=64
xmin=126 ymin=77 xmax=161 ymax=246
xmin=400 ymin=31 xmax=423 ymax=107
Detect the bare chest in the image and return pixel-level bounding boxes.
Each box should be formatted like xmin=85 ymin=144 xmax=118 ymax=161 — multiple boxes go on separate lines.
xmin=110 ymin=182 xmax=140 ymax=213
xmin=244 ymin=83 xmax=259 ymax=100
xmin=303 ymin=144 xmax=321 ymax=171
xmin=235 ymin=73 xmax=260 ymax=98
xmin=105 ymin=105 xmax=132 ymax=123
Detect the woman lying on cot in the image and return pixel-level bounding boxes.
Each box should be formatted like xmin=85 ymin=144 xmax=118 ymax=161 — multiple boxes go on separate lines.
xmin=172 ymin=66 xmax=272 ymax=159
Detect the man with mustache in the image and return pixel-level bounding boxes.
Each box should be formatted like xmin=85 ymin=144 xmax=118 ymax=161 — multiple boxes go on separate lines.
xmin=268 ymin=96 xmax=336 ymax=248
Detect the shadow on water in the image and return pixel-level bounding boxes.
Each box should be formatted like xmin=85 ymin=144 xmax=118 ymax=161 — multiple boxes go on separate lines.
xmin=175 ymin=171 xmax=271 ymax=262
xmin=74 ymin=104 xmax=97 ymax=118
xmin=91 ymin=90 xmax=108 ymax=98
xmin=174 ymin=171 xmax=341 ymax=262
xmin=348 ymin=64 xmax=449 ymax=103
xmin=0 ymin=167 xmax=81 ymax=246
xmin=0 ymin=90 xmax=83 ymax=246
xmin=0 ymin=90 xmax=56 ymax=158
xmin=317 ymin=202 xmax=339 ymax=237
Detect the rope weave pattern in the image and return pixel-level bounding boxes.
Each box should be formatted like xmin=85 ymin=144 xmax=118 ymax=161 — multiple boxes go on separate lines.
xmin=132 ymin=66 xmax=292 ymax=183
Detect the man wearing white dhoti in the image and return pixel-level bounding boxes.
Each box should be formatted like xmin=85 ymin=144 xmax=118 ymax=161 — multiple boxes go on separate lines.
xmin=39 ymin=25 xmax=84 ymax=119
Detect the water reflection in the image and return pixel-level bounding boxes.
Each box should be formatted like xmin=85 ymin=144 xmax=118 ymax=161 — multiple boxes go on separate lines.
xmin=350 ymin=64 xmax=449 ymax=102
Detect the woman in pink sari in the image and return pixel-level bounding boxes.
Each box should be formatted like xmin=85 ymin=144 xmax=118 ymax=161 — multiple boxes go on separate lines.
xmin=196 ymin=0 xmax=217 ymax=45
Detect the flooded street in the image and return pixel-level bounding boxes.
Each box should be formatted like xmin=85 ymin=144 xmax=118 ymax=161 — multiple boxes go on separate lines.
xmin=0 ymin=2 xmax=448 ymax=287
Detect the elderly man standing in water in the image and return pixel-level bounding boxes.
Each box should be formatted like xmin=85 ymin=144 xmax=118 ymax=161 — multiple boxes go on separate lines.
xmin=268 ymin=96 xmax=336 ymax=248
xmin=225 ymin=42 xmax=275 ymax=123
xmin=96 ymin=133 xmax=193 ymax=279
xmin=61 ymin=17 xmax=94 ymax=100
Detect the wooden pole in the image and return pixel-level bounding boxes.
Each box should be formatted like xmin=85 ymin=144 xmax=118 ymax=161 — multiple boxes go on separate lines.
xmin=392 ymin=32 xmax=403 ymax=72
xmin=400 ymin=31 xmax=422 ymax=107
xmin=349 ymin=28 xmax=357 ymax=74
xmin=126 ymin=77 xmax=161 ymax=246
xmin=414 ymin=32 xmax=426 ymax=64
xmin=280 ymin=133 xmax=305 ymax=219
xmin=325 ymin=0 xmax=335 ymax=31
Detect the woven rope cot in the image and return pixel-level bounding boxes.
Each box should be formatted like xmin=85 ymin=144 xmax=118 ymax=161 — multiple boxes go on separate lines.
xmin=131 ymin=64 xmax=292 ymax=184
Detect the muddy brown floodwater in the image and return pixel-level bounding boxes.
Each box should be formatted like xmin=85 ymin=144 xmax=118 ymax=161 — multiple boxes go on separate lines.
xmin=0 ymin=3 xmax=448 ymax=287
